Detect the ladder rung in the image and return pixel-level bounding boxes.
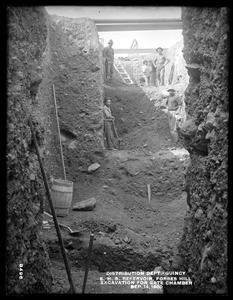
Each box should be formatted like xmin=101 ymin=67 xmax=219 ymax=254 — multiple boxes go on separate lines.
xmin=114 ymin=62 xmax=133 ymax=84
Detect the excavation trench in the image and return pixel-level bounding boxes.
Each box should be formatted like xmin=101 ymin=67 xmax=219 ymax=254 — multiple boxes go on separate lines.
xmin=44 ymin=146 xmax=189 ymax=267
xmin=7 ymin=7 xmax=228 ymax=295
xmin=42 ymin=83 xmax=190 ymax=293
xmin=46 ymin=233 xmax=163 ymax=272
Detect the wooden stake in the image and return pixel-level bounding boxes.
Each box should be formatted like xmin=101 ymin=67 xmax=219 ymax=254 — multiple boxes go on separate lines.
xmin=52 ymin=84 xmax=66 ymax=180
xmin=99 ymin=251 xmax=106 ymax=272
xmin=82 ymin=233 xmax=94 ymax=294
xmin=29 ymin=116 xmax=76 ymax=294
xmin=147 ymin=184 xmax=151 ymax=203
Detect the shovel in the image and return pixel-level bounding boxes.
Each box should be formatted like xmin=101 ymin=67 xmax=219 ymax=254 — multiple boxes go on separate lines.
xmin=44 ymin=212 xmax=82 ymax=236
xmin=111 ymin=120 xmax=121 ymax=149
xmin=49 ymin=223 xmax=82 ymax=237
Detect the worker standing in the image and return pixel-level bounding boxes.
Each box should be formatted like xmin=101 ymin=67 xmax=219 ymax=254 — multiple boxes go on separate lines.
xmin=103 ymin=99 xmax=116 ymax=150
xmin=165 ymin=88 xmax=183 ymax=142
xmin=149 ymin=60 xmax=156 ymax=86
xmin=154 ymin=47 xmax=170 ymax=86
xmin=142 ymin=60 xmax=151 ymax=86
xmin=103 ymin=40 xmax=114 ymax=82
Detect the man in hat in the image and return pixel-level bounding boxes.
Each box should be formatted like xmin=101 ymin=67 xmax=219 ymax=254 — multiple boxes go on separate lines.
xmin=141 ymin=60 xmax=151 ymax=86
xmin=103 ymin=99 xmax=116 ymax=150
xmin=154 ymin=47 xmax=170 ymax=86
xmin=165 ymin=88 xmax=183 ymax=142
xmin=103 ymin=40 xmax=114 ymax=81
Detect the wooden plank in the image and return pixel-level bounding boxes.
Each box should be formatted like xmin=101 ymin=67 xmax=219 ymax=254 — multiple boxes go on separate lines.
xmin=94 ymin=18 xmax=182 ymax=24
xmin=96 ymin=22 xmax=182 ymax=31
xmin=114 ymin=48 xmax=167 ymax=54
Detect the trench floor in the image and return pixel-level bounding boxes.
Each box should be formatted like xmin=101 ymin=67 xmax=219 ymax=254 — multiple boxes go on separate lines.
xmin=42 ymin=82 xmax=190 ymax=294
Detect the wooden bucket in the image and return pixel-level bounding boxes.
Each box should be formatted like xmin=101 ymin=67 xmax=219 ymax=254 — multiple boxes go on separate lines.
xmin=51 ymin=179 xmax=73 ymax=217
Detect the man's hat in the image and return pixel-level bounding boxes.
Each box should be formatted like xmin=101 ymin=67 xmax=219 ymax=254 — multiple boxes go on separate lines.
xmin=156 ymin=47 xmax=163 ymax=52
xmin=108 ymin=39 xmax=114 ymax=44
xmin=167 ymin=88 xmax=176 ymax=92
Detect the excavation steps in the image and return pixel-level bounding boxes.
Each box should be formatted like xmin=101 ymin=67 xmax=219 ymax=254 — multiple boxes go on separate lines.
xmin=114 ymin=60 xmax=134 ymax=85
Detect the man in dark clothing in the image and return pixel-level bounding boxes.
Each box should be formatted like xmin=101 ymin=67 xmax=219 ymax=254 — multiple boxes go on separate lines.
xmin=103 ymin=99 xmax=116 ymax=150
xmin=103 ymin=40 xmax=114 ymax=81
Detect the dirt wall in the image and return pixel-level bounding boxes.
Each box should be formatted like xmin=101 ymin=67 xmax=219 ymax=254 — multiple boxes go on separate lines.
xmin=178 ymin=7 xmax=229 ymax=294
xmin=7 ymin=6 xmax=53 ymax=293
xmin=164 ymin=39 xmax=189 ymax=87
xmin=6 ymin=7 xmax=104 ymax=294
xmin=48 ymin=15 xmax=105 ymax=178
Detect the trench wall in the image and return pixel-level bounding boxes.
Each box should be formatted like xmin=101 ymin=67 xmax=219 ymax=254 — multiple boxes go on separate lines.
xmin=7 ymin=7 xmax=104 ymax=293
xmin=178 ymin=7 xmax=229 ymax=294
xmin=7 ymin=6 xmax=53 ymax=293
xmin=49 ymin=15 xmax=105 ymax=178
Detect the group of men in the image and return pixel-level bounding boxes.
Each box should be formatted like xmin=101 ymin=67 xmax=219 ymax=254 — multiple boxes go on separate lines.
xmin=103 ymin=40 xmax=169 ymax=87
xmin=103 ymin=87 xmax=185 ymax=150
xmin=142 ymin=47 xmax=170 ymax=87
xmin=102 ymin=40 xmax=184 ymax=149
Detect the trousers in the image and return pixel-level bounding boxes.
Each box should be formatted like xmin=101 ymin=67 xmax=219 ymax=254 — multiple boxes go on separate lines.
xmin=155 ymin=66 xmax=165 ymax=86
xmin=105 ymin=60 xmax=114 ymax=78
xmin=104 ymin=121 xmax=114 ymax=149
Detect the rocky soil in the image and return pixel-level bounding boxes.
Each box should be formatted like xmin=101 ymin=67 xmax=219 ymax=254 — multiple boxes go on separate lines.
xmin=41 ymin=69 xmax=191 ymax=293
xmin=7 ymin=6 xmax=228 ymax=295
xmin=177 ymin=7 xmax=228 ymax=294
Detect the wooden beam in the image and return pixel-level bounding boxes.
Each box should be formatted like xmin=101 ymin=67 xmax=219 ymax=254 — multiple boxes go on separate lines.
xmin=114 ymin=48 xmax=167 ymax=54
xmin=94 ymin=18 xmax=182 ymax=31
xmin=94 ymin=18 xmax=181 ymax=24
xmin=96 ymin=22 xmax=182 ymax=31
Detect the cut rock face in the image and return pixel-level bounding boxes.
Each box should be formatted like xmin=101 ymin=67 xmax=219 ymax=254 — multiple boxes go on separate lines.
xmin=72 ymin=197 xmax=97 ymax=211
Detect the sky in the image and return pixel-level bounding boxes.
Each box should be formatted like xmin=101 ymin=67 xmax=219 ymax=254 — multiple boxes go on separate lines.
xmin=45 ymin=6 xmax=183 ymax=48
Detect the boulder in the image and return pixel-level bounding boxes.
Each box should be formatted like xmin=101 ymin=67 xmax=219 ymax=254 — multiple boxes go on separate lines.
xmin=114 ymin=239 xmax=121 ymax=245
xmin=154 ymin=266 xmax=164 ymax=272
xmin=68 ymin=141 xmax=77 ymax=149
xmin=87 ymin=163 xmax=100 ymax=173
xmin=73 ymin=197 xmax=96 ymax=211
xmin=180 ymin=119 xmax=198 ymax=137
xmin=194 ymin=207 xmax=203 ymax=220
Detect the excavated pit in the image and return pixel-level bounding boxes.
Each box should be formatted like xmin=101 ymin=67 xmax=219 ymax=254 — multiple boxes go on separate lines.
xmin=46 ymin=234 xmax=163 ymax=272
xmin=7 ymin=6 xmax=228 ymax=295
xmin=41 ymin=83 xmax=191 ymax=294
xmin=44 ymin=143 xmax=190 ymax=274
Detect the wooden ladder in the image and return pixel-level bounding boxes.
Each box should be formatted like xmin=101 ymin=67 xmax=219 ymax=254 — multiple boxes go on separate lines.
xmin=114 ymin=59 xmax=134 ymax=85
